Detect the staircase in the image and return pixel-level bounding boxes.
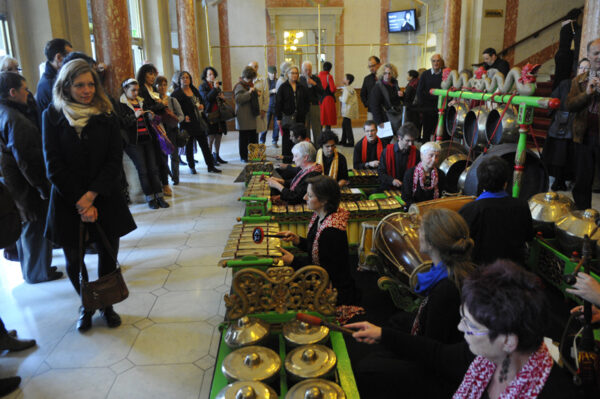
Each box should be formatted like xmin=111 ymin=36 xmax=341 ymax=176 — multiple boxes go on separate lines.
xmin=529 ymin=79 xmax=555 ymax=150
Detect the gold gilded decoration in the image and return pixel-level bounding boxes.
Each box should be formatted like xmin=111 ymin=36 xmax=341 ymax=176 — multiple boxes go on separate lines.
xmin=248 ymin=143 xmax=267 ymax=161
xmin=224 ymin=266 xmax=337 ymax=319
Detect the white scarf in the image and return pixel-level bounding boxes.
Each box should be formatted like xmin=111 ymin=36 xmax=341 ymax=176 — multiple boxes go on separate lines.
xmin=62 ymin=102 xmax=102 ymax=136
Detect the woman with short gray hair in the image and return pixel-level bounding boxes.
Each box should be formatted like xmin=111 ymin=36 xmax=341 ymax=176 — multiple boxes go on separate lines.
xmin=266 ymin=140 xmax=321 ymax=204
xmin=401 ymin=141 xmax=446 ymax=205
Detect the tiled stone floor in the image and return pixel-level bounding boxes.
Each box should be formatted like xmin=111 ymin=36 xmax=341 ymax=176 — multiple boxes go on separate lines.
xmin=0 ymin=130 xmax=360 ymax=399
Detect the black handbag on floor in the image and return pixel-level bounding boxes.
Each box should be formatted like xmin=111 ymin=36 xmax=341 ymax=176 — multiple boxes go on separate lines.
xmin=79 ymin=223 xmax=129 ymax=311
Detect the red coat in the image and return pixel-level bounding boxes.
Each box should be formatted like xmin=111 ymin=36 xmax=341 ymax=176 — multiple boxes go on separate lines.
xmin=318 ymin=71 xmax=337 ymax=126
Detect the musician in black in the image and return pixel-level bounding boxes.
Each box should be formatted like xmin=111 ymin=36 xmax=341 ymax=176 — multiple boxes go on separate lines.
xmin=458 ymin=156 xmax=533 ymax=266
xmin=378 ymin=122 xmax=420 ymax=191
xmin=353 ymin=120 xmax=383 ymax=169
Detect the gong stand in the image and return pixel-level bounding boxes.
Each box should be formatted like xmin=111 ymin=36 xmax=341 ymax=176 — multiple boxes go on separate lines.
xmin=430 ymin=88 xmax=559 ymax=198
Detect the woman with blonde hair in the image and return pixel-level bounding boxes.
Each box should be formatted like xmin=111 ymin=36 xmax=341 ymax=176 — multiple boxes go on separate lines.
xmin=369 ymin=62 xmax=403 ymax=129
xmin=345 ymin=208 xmax=475 ymax=397
xmin=42 ymin=59 xmax=136 ymax=332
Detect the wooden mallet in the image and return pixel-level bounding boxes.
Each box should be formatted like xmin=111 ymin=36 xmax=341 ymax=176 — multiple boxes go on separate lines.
xmin=296 ymin=312 xmax=355 ymax=335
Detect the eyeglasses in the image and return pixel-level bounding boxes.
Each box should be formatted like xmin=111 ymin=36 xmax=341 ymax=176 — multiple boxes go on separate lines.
xmin=459 ymin=307 xmax=489 ymax=336
xmin=368 ymin=64 xmax=377 ymax=68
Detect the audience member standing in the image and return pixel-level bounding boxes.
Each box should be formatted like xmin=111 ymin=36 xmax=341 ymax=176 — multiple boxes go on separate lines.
xmin=36 ymin=38 xmax=73 ymax=112
xmin=401 ymin=70 xmax=420 ymax=126
xmin=42 ymin=59 xmax=136 ymax=332
xmin=481 ymin=48 xmax=510 ymax=78
xmin=260 ymin=65 xmax=279 ymax=147
xmin=156 ymin=75 xmax=184 ymax=186
xmin=119 ymin=79 xmax=169 ymax=209
xmin=276 ymin=65 xmax=309 ymax=158
xmin=360 ymin=56 xmax=381 ymax=120
xmin=198 ymin=66 xmax=228 ymax=166
xmin=234 ymin=66 xmax=259 ymax=162
xmin=172 ymin=71 xmax=221 ymax=174
xmin=0 ymin=72 xmax=61 ymax=283
xmin=415 ymin=54 xmax=443 ymax=142
xmin=299 ymin=61 xmax=324 ymax=145
xmin=369 ymin=63 xmax=403 ymax=129
xmin=318 ymin=61 xmax=337 ymax=130
xmin=566 ymin=38 xmax=600 ymax=210
xmin=249 ymin=61 xmax=269 ymax=152
xmin=553 ymin=8 xmax=583 ymax=90
xmin=340 ymin=73 xmax=358 ymax=147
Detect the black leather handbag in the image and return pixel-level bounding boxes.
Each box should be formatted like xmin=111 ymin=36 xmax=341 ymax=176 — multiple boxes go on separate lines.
xmin=79 ymin=223 xmax=129 ymax=311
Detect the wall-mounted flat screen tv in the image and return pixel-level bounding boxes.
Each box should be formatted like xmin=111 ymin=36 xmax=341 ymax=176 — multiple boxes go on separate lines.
xmin=388 ymin=9 xmax=417 ymax=33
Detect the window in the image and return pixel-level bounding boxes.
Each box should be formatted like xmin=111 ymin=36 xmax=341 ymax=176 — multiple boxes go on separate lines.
xmin=128 ymin=0 xmax=144 ymax=73
xmin=168 ymin=0 xmax=180 ymax=73
xmin=86 ymin=1 xmax=96 ymax=60
xmin=0 ymin=15 xmax=13 ymax=57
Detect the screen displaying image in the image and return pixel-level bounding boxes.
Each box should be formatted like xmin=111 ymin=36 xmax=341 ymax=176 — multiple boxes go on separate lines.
xmin=387 ymin=9 xmax=417 ymax=33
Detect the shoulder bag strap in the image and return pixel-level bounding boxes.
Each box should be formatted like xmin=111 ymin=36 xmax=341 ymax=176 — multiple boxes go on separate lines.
xmin=377 ymin=81 xmax=393 ymax=111
xmin=93 ymin=222 xmax=121 ymax=270
xmin=78 ymin=222 xmax=87 ymax=284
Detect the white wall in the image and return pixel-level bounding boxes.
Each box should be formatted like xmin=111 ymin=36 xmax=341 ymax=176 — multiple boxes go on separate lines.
xmin=227 ymin=0 xmax=268 ymax=80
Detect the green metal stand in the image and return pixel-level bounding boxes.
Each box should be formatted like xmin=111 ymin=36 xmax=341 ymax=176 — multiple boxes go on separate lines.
xmin=430 ymin=89 xmax=559 ymax=198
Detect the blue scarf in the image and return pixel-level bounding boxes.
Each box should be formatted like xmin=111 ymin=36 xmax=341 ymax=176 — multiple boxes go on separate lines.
xmin=476 ymin=190 xmax=509 ymax=201
xmin=414 ymin=262 xmax=448 ymax=295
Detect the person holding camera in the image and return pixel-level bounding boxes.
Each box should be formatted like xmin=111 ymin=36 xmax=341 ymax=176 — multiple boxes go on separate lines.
xmin=275 ymin=65 xmax=309 ymax=158
xmin=566 ymin=38 xmax=600 ymax=210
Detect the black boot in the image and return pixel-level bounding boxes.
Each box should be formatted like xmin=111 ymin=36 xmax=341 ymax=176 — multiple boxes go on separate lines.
xmin=212 ymin=152 xmax=220 ymax=166
xmin=216 ymin=153 xmax=228 ymax=164
xmin=178 ymin=156 xmax=187 ymax=166
xmin=100 ymin=306 xmax=122 ymax=328
xmin=155 ymin=195 xmax=170 ymax=208
xmin=0 ymin=376 xmax=21 ymax=396
xmin=0 ymin=334 xmax=36 ymax=352
xmin=77 ymin=307 xmax=94 ymax=332
xmin=208 ymin=166 xmax=222 ymax=173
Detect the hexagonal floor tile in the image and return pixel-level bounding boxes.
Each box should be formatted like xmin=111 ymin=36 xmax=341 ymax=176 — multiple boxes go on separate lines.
xmin=176 ymin=247 xmax=222 ymax=268
xmin=122 ymin=267 xmax=169 ymax=293
xmin=148 ymin=291 xmax=221 ymax=323
xmin=21 ymin=367 xmax=115 ymax=399
xmin=45 ymin=326 xmax=139 ymax=368
xmin=128 ymin=322 xmax=213 ymax=365
xmin=113 ymin=292 xmax=157 ymax=325
xmin=163 ymin=267 xmax=227 ymax=291
xmin=108 ymin=364 xmax=203 ymax=399
xmin=124 ymin=248 xmax=180 ymax=269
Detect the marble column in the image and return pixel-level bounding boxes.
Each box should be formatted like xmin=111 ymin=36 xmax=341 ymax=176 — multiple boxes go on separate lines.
xmin=580 ymin=0 xmax=600 ymax=61
xmin=90 ymin=0 xmax=133 ymax=98
xmin=442 ymin=0 xmax=461 ymax=70
xmin=176 ymin=0 xmax=201 ymax=85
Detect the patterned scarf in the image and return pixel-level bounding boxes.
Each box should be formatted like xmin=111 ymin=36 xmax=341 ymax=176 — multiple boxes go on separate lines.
xmin=307 ymin=208 xmax=349 ymax=265
xmin=361 ymin=136 xmax=383 ymax=164
xmin=412 ymin=162 xmax=440 ymax=199
xmin=289 ymin=163 xmax=323 ymax=191
xmin=316 ymin=148 xmax=339 ymax=179
xmin=453 ymin=344 xmax=554 ymax=399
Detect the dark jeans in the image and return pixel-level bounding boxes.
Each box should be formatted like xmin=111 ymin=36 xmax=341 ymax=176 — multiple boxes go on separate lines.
xmin=125 ymin=140 xmax=163 ymax=197
xmin=63 ymin=229 xmax=120 ymax=297
xmin=341 ymin=117 xmax=354 ymax=145
xmin=281 ymin=127 xmax=293 ymax=158
xmin=239 ymin=129 xmax=258 ymax=161
xmin=159 ymin=128 xmax=179 ymax=184
xmin=259 ymin=109 xmax=279 ymax=143
xmin=573 ymin=136 xmax=600 ymax=210
xmin=15 ymin=218 xmax=53 ymax=283
xmin=421 ymin=109 xmax=438 ymax=142
xmin=185 ymin=131 xmax=214 ymax=169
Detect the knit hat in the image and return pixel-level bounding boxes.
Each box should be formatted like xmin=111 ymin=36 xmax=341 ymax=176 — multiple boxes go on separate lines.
xmin=268 ymin=66 xmax=277 ymax=73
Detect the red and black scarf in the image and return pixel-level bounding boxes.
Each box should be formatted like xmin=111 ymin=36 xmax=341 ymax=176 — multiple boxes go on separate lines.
xmin=385 ymin=144 xmax=418 ymax=178
xmin=361 ymin=137 xmax=383 ymax=164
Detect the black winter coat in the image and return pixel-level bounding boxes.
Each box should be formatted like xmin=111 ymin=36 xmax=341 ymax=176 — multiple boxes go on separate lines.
xmin=116 ymin=96 xmax=156 ymax=145
xmin=35 ymin=62 xmax=57 ymax=112
xmin=369 ymin=79 xmax=403 ymax=125
xmin=171 ymin=86 xmax=207 ymax=137
xmin=42 ymin=105 xmax=136 ymax=247
xmin=275 ymin=81 xmax=309 ymax=123
xmin=198 ymin=81 xmax=226 ymax=135
xmin=0 ymin=100 xmax=50 ymax=221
